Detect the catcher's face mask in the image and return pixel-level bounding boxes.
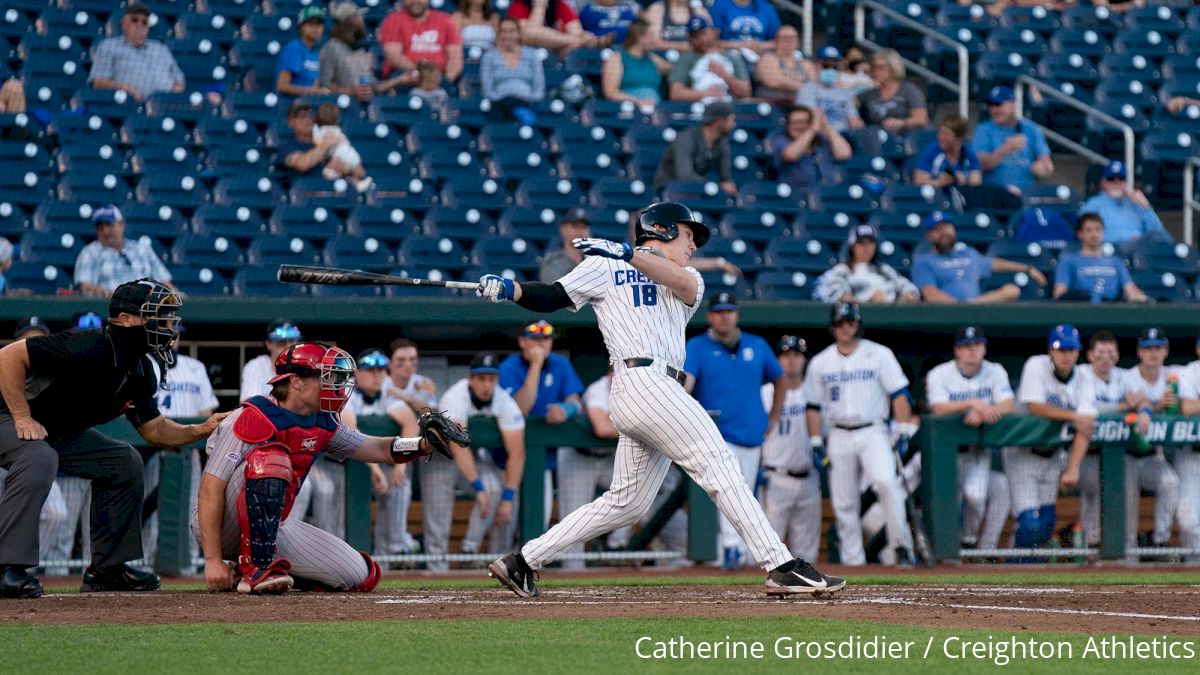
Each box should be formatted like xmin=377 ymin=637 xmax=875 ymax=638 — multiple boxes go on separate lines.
xmin=319 ymin=346 xmax=357 ymax=413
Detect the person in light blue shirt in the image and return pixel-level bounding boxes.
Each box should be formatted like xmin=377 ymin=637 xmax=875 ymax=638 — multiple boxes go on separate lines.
xmin=276 ymin=6 xmax=328 ymax=98
xmin=1078 ymin=160 xmax=1170 ymax=245
xmin=709 ymin=0 xmax=779 ymax=49
xmin=1053 ymin=212 xmax=1149 ymax=302
xmin=913 ymin=211 xmax=1047 ymax=303
xmin=684 ymin=291 xmax=786 ymax=569
xmin=913 ymin=115 xmax=981 ymax=188
xmin=974 ymin=86 xmax=1054 ymax=194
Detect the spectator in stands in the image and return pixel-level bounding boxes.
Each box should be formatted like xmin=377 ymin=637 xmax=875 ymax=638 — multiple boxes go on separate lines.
xmin=813 ymin=224 xmax=919 ymax=304
xmin=540 ymin=208 xmax=591 ymax=281
xmin=838 ymin=45 xmax=874 ymax=94
xmin=912 ymin=115 xmax=982 ymax=189
xmin=579 ymin=0 xmax=640 ymax=45
xmin=313 ymin=103 xmax=372 ymax=192
xmin=276 ymin=6 xmax=330 ymax=97
xmin=0 ymin=78 xmax=25 ymax=113
xmin=239 ymin=320 xmax=302 ymax=401
xmin=0 ymin=238 xmax=10 ymax=295
xmin=710 ymin=0 xmax=780 ymax=54
xmin=453 ymin=0 xmax=500 ymax=51
xmin=14 ymin=316 xmax=50 ymax=340
xmin=88 ymin=4 xmax=185 ymax=101
xmin=1167 ymin=95 xmax=1200 ymax=114
xmin=754 ymin=25 xmax=813 ymax=103
xmin=601 ymin=19 xmax=670 ymax=106
xmin=667 ymin=16 xmax=751 ymax=102
xmin=509 ymin=0 xmax=607 ymax=54
xmin=1079 ymin=160 xmax=1169 ymax=245
xmin=643 ymin=0 xmax=712 ymax=52
xmin=380 ymin=0 xmax=464 ymax=82
xmin=856 ymin=49 xmax=928 ymax=134
xmin=412 ymin=61 xmax=450 ymax=108
xmin=795 ymin=45 xmax=862 ymax=133
xmin=278 ymin=99 xmax=345 ymax=180
xmin=322 ymin=2 xmax=414 ymax=99
xmin=73 ymin=205 xmax=175 ymax=297
xmin=974 ymin=86 xmax=1053 ymax=195
xmin=480 ymin=18 xmax=545 ymax=123
xmin=768 ymin=105 xmax=850 ymax=193
xmin=1053 ymin=212 xmax=1149 ymax=303
xmin=913 ymin=211 xmax=1047 ymax=303
xmin=653 ymin=100 xmax=738 ymax=194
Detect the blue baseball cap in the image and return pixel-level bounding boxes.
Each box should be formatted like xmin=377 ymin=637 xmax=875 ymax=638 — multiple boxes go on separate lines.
xmin=1048 ymin=324 xmax=1082 ymax=351
xmin=1103 ymin=160 xmax=1127 ymax=180
xmin=687 ymin=15 xmax=713 ymax=34
xmin=708 ymin=291 xmax=738 ymax=311
xmin=817 ymin=45 xmax=842 ymax=61
xmin=266 ymin=319 xmax=302 ymax=343
xmin=986 ymin=85 xmax=1015 ymax=106
xmin=356 ymin=348 xmax=389 ymax=369
xmin=1138 ymin=327 xmax=1167 ymax=348
xmin=924 ymin=211 xmax=953 ymax=231
xmin=92 ymin=204 xmax=124 ymax=226
xmin=470 ymin=351 xmax=500 ymax=375
xmin=778 ymin=335 xmax=807 ymax=354
xmin=73 ymin=311 xmax=103 ymax=330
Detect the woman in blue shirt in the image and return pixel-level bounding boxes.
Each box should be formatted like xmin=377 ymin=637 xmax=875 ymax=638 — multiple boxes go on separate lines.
xmin=709 ymin=0 xmax=779 ymax=54
xmin=1053 ymin=212 xmax=1149 ymax=303
xmin=601 ymin=19 xmax=670 ymax=105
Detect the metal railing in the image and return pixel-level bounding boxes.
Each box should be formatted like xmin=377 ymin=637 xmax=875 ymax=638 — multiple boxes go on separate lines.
xmin=1014 ymin=75 xmax=1136 ymax=193
xmin=854 ymin=0 xmax=969 ymax=118
xmin=1185 ymin=156 xmax=1200 ymax=246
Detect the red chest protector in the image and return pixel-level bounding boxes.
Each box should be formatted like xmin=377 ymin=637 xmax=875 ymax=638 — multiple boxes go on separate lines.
xmin=232 ymin=395 xmax=339 ymax=489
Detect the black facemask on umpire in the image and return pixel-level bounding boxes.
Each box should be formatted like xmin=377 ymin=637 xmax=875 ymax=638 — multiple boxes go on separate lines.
xmin=109 ymin=278 xmax=182 ymax=390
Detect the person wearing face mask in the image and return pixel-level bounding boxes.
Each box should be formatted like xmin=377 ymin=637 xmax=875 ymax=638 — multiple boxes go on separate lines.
xmin=0 ymin=279 xmax=229 ymax=598
xmin=838 ymin=45 xmax=873 ymax=94
xmin=1078 ymin=160 xmax=1170 ymax=245
xmin=795 ymin=45 xmax=863 ymax=133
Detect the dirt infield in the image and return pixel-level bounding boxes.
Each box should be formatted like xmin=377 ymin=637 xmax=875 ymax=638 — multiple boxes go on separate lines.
xmin=5 ymin=575 xmax=1199 ymax=635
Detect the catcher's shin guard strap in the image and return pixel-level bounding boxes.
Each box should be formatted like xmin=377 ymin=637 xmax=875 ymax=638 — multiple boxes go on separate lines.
xmin=239 ymin=477 xmax=289 ymax=569
xmin=349 ymin=551 xmax=381 ymax=592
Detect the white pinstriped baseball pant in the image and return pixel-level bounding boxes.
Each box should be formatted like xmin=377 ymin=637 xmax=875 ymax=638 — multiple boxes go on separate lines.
xmin=521 ymin=362 xmax=793 ymax=571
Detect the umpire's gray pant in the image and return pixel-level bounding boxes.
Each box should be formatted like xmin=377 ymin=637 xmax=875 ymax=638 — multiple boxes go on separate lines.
xmin=0 ymin=413 xmax=144 ymax=568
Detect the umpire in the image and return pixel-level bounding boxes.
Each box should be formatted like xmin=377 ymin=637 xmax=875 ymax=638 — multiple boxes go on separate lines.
xmin=0 ymin=278 xmax=227 ymax=598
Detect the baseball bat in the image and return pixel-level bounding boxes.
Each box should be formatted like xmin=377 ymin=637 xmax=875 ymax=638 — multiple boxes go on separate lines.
xmin=277 ymin=265 xmax=480 ymax=290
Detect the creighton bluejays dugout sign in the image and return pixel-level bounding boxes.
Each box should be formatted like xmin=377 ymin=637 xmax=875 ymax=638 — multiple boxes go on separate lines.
xmin=1058 ymin=417 xmax=1200 ymax=445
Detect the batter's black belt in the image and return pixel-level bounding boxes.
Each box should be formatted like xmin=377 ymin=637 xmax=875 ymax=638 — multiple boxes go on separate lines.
xmin=832 ymin=421 xmax=876 ymax=431
xmin=765 ymin=465 xmax=811 ymax=479
xmin=623 ymin=358 xmax=687 ymax=386
xmin=1031 ymin=447 xmax=1061 ymax=458
xmin=574 ymin=447 xmax=613 ymax=458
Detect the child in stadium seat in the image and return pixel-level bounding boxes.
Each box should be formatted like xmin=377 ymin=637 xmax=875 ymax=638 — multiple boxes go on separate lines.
xmin=313 ymin=103 xmax=372 ymax=193
xmin=411 ymin=61 xmax=450 ymax=110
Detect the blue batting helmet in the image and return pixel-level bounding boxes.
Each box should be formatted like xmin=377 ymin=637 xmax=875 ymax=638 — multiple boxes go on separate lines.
xmin=1047 ymin=324 xmax=1082 ymax=351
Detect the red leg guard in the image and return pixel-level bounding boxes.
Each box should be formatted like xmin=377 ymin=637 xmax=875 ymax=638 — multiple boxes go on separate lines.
xmin=348 ymin=551 xmax=381 ymax=592
xmin=237 ymin=443 xmax=296 ymax=574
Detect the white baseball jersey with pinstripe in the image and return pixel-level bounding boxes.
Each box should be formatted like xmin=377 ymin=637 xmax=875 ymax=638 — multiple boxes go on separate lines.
xmin=1174 ymin=362 xmax=1200 ymax=557
xmin=759 ymin=381 xmax=820 ymax=561
xmin=519 ymin=252 xmax=796 ymax=571
xmin=925 ymin=360 xmax=1013 ymax=549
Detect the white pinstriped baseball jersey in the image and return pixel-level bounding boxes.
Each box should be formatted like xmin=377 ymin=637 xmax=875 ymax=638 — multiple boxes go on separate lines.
xmin=385 ymin=373 xmax=437 ymax=410
xmin=438 ymin=379 xmax=525 ymax=437
xmin=1075 ymin=364 xmax=1130 ymax=414
xmin=1017 ymin=355 xmax=1097 ymax=414
xmin=802 ymin=340 xmax=909 ymax=426
xmin=239 ymin=354 xmax=275 ymax=401
xmin=151 ymin=354 xmax=218 ymax=418
xmin=582 ymin=375 xmax=615 ymax=455
xmin=1178 ymin=361 xmax=1200 ymax=400
xmin=925 ymin=360 xmax=1014 ymax=408
xmin=1123 ymin=366 xmax=1169 ymax=406
xmin=555 ymin=251 xmax=704 ymax=369
xmin=759 ymin=383 xmax=810 ymax=473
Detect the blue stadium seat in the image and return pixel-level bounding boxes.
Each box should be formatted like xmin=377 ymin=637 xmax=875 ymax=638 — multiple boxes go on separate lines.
xmin=439 ymin=176 xmax=511 ymax=215
xmin=816 ymin=184 xmax=880 ymax=218
xmin=310 ymin=283 xmax=389 ymax=299
xmin=225 ymin=92 xmax=291 ymax=127
xmin=195 ymin=117 xmax=264 ymax=148
xmin=18 ymin=231 xmax=85 ymax=267
xmin=1037 ymin=52 xmax=1102 ymax=94
xmin=57 ymin=144 xmax=131 ymax=177
xmin=206 ymin=144 xmax=273 ymax=177
xmin=872 ymin=239 xmax=912 ymax=273
xmin=132 ymin=144 xmax=204 ymax=175
xmin=48 ymin=113 xmax=120 ymax=145
xmin=120 ymin=202 xmax=188 ymax=244
xmin=719 ymin=209 xmax=793 ymax=247
xmin=202 ymin=0 xmax=260 ymax=21
xmin=389 ymin=266 xmax=462 ymax=296
xmin=247 ymin=234 xmax=322 ymax=266
xmin=1127 ymin=5 xmax=1187 ymax=38
xmin=0 ymin=204 xmax=30 ymax=239
xmin=987 ymin=25 xmax=1051 ymax=60
xmin=870 ymin=211 xmax=927 ymax=250
xmin=234 ymin=266 xmax=309 ymax=296
xmin=980 ymin=271 xmax=1047 ymax=300
xmin=493 ymin=148 xmax=562 ymax=183
xmin=512 ymin=177 xmax=585 ymax=211
xmin=1061 ymin=3 xmax=1124 ymax=36
xmin=137 ymin=171 xmax=210 ymax=210
xmin=33 ymin=201 xmax=97 ymax=236
xmin=999 ymin=4 xmax=1061 ymax=36
xmin=589 ymin=177 xmax=654 ymax=211
xmin=951 ymin=212 xmax=1005 ymax=248
xmin=739 ymin=180 xmax=806 ymax=215
xmin=1131 ymin=271 xmax=1192 ymax=303
xmin=755 ymin=269 xmax=813 ymax=300
xmin=1021 ymin=184 xmax=1082 ymax=211
xmin=1114 ymin=28 xmax=1179 ymax=61
xmin=1130 ymin=240 xmax=1198 ymax=278
xmin=270 ymin=205 xmax=347 ymax=242
xmin=660 ymin=181 xmax=736 ymax=217
xmin=71 ymin=87 xmax=142 ymax=121
xmin=193 ymin=203 xmax=269 ymax=239
xmin=699 ymin=270 xmax=754 ymax=301
xmin=171 ymin=233 xmax=246 ymax=271
xmin=174 ymin=11 xmax=240 ymax=47
xmin=701 ymin=236 xmax=763 ymax=273
xmin=843 ymin=153 xmax=904 ymax=183
xmin=398 ymin=235 xmax=470 ymax=273
xmin=764 ymin=238 xmax=836 ymax=273
xmin=885 ymin=184 xmax=952 ymax=213
xmin=560 ymin=144 xmax=628 ymax=184
xmin=56 ymin=173 xmax=133 ymax=205
xmin=0 ymin=8 xmax=34 ymax=43
xmin=974 ymin=50 xmax=1039 ymax=84
xmin=1051 ymin=27 xmax=1114 ymax=60
xmin=38 ymin=8 xmax=105 ymax=41
xmin=243 ymin=14 xmax=295 ymax=41
xmin=622 ymin=123 xmax=678 ymax=158
xmin=323 ymin=236 xmax=397 ymax=271
xmin=346 ymin=206 xmax=420 ymax=244
xmin=123 ymin=114 xmax=196 ymax=148
xmin=6 ymin=262 xmax=71 ymax=294
xmin=796 ymin=209 xmax=860 ymax=248
xmin=288 ymin=175 xmax=365 ymax=209
xmin=213 ymin=176 xmax=285 ymax=210
xmin=470 ymin=235 xmax=543 ymax=279
xmin=1100 ymin=52 xmax=1164 ymax=89
xmin=421 ymin=206 xmax=499 ymax=242
xmin=987 ymin=240 xmax=1055 ymax=272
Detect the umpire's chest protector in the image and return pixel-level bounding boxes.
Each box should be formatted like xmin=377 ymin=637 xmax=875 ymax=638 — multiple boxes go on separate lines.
xmin=233 ymin=396 xmax=338 ymax=483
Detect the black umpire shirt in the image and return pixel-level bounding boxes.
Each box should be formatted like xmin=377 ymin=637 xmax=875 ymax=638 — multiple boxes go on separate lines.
xmin=0 ymin=329 xmax=162 ymax=439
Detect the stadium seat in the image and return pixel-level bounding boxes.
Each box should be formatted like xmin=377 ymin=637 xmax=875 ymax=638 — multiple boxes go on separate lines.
xmin=122 ymin=114 xmax=195 ymax=148
xmin=755 ymin=269 xmax=813 ymax=300
xmin=323 ymin=236 xmax=397 ymax=271
xmin=987 ymin=240 xmax=1056 ymax=273
xmin=1131 ymin=271 xmax=1191 ymax=303
xmin=71 ymin=87 xmax=142 ymax=122
xmin=951 ymin=212 xmax=1005 ymax=248
xmin=32 ymin=201 xmax=98 ymax=236
xmin=131 ymin=144 xmax=204 ymax=176
xmin=470 ymin=235 xmax=543 ymax=279
xmin=36 ymin=8 xmax=105 ymax=41
xmin=5 ymin=262 xmax=72 ymax=294
xmin=699 ymin=269 xmax=755 ymax=300
xmin=797 ymin=209 xmax=861 ymax=248
xmin=193 ymin=203 xmax=268 ymax=239
xmin=247 ymin=234 xmax=322 ymax=266
xmin=175 ymin=12 xmax=241 ymax=48
xmin=213 ymin=176 xmax=285 ymax=210
xmin=702 ymin=236 xmax=763 ymax=273
xmin=18 ymin=231 xmax=85 ymax=267
xmin=739 ymin=180 xmax=806 ymax=215
xmin=870 ymin=211 xmax=928 ymax=250
xmin=0 ymin=204 xmax=30 ymax=240
xmin=885 ymin=184 xmax=953 ymax=213
xmin=590 ymin=177 xmax=654 ymax=211
xmin=660 ymin=181 xmax=736 ymax=218
xmin=120 ymin=202 xmax=188 ymax=244
xmin=1130 ymin=241 xmax=1198 ymax=278
xmin=234 ymin=266 xmax=309 ymax=296
xmin=816 ymin=184 xmax=880 ymax=218
xmin=398 ymin=235 xmax=470 ymax=273
xmin=981 ymin=271 xmax=1047 ymax=301
xmin=764 ymin=238 xmax=836 ymax=273
xmin=421 ymin=206 xmax=499 ymax=242
xmin=56 ymin=145 xmax=132 ymax=178
xmin=48 ymin=114 xmax=120 ymax=145
xmin=56 ymin=174 xmax=133 ymax=206
xmin=270 ymin=205 xmax=347 ymax=242
xmin=171 ymin=233 xmax=247 ymax=271
xmin=346 ymin=206 xmax=419 ymax=245
xmin=719 ymin=209 xmax=794 ymax=247
xmin=137 ymin=171 xmax=210 ymax=210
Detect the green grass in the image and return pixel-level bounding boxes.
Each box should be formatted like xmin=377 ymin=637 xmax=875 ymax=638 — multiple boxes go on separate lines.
xmin=3 ymin=617 xmax=1196 ymax=674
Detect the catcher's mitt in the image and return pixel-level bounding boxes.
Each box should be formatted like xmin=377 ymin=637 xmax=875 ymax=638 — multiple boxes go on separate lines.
xmin=418 ymin=409 xmax=471 ymax=460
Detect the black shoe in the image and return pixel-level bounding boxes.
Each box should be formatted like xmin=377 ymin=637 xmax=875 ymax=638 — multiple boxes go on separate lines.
xmin=487 ymin=553 xmax=540 ymax=598
xmin=895 ymin=546 xmax=915 ymax=568
xmin=80 ymin=564 xmax=161 ymax=592
xmin=1 ymin=566 xmax=43 ymax=599
xmin=765 ymin=559 xmax=846 ymax=596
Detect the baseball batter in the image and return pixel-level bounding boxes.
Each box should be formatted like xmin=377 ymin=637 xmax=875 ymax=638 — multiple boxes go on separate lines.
xmin=759 ymin=335 xmax=820 ymax=562
xmin=1176 ymin=331 xmax=1200 ymax=559
xmin=477 ymin=202 xmax=844 ymax=597
xmin=193 ymin=342 xmax=466 ymax=594
xmin=924 ymin=325 xmax=1014 ymax=552
xmin=1013 ymin=325 xmax=1096 ymax=549
xmin=804 ymin=302 xmax=916 ymax=566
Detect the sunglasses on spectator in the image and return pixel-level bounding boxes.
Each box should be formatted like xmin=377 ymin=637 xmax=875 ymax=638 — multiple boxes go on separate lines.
xmin=359 ymin=353 xmax=389 ymax=369
xmin=523 ymin=322 xmax=555 ymax=337
xmin=268 ymin=325 xmax=302 ymax=341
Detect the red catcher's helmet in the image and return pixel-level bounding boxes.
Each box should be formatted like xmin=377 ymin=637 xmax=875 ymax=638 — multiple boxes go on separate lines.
xmin=268 ymin=342 xmax=356 ymax=413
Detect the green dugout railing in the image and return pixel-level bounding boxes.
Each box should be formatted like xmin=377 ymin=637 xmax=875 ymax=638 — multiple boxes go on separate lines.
xmin=99 ymin=413 xmax=1199 ymax=573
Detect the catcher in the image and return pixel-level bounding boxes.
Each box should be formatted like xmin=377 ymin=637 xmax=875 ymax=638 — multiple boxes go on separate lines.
xmin=193 ymin=342 xmax=468 ymax=594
